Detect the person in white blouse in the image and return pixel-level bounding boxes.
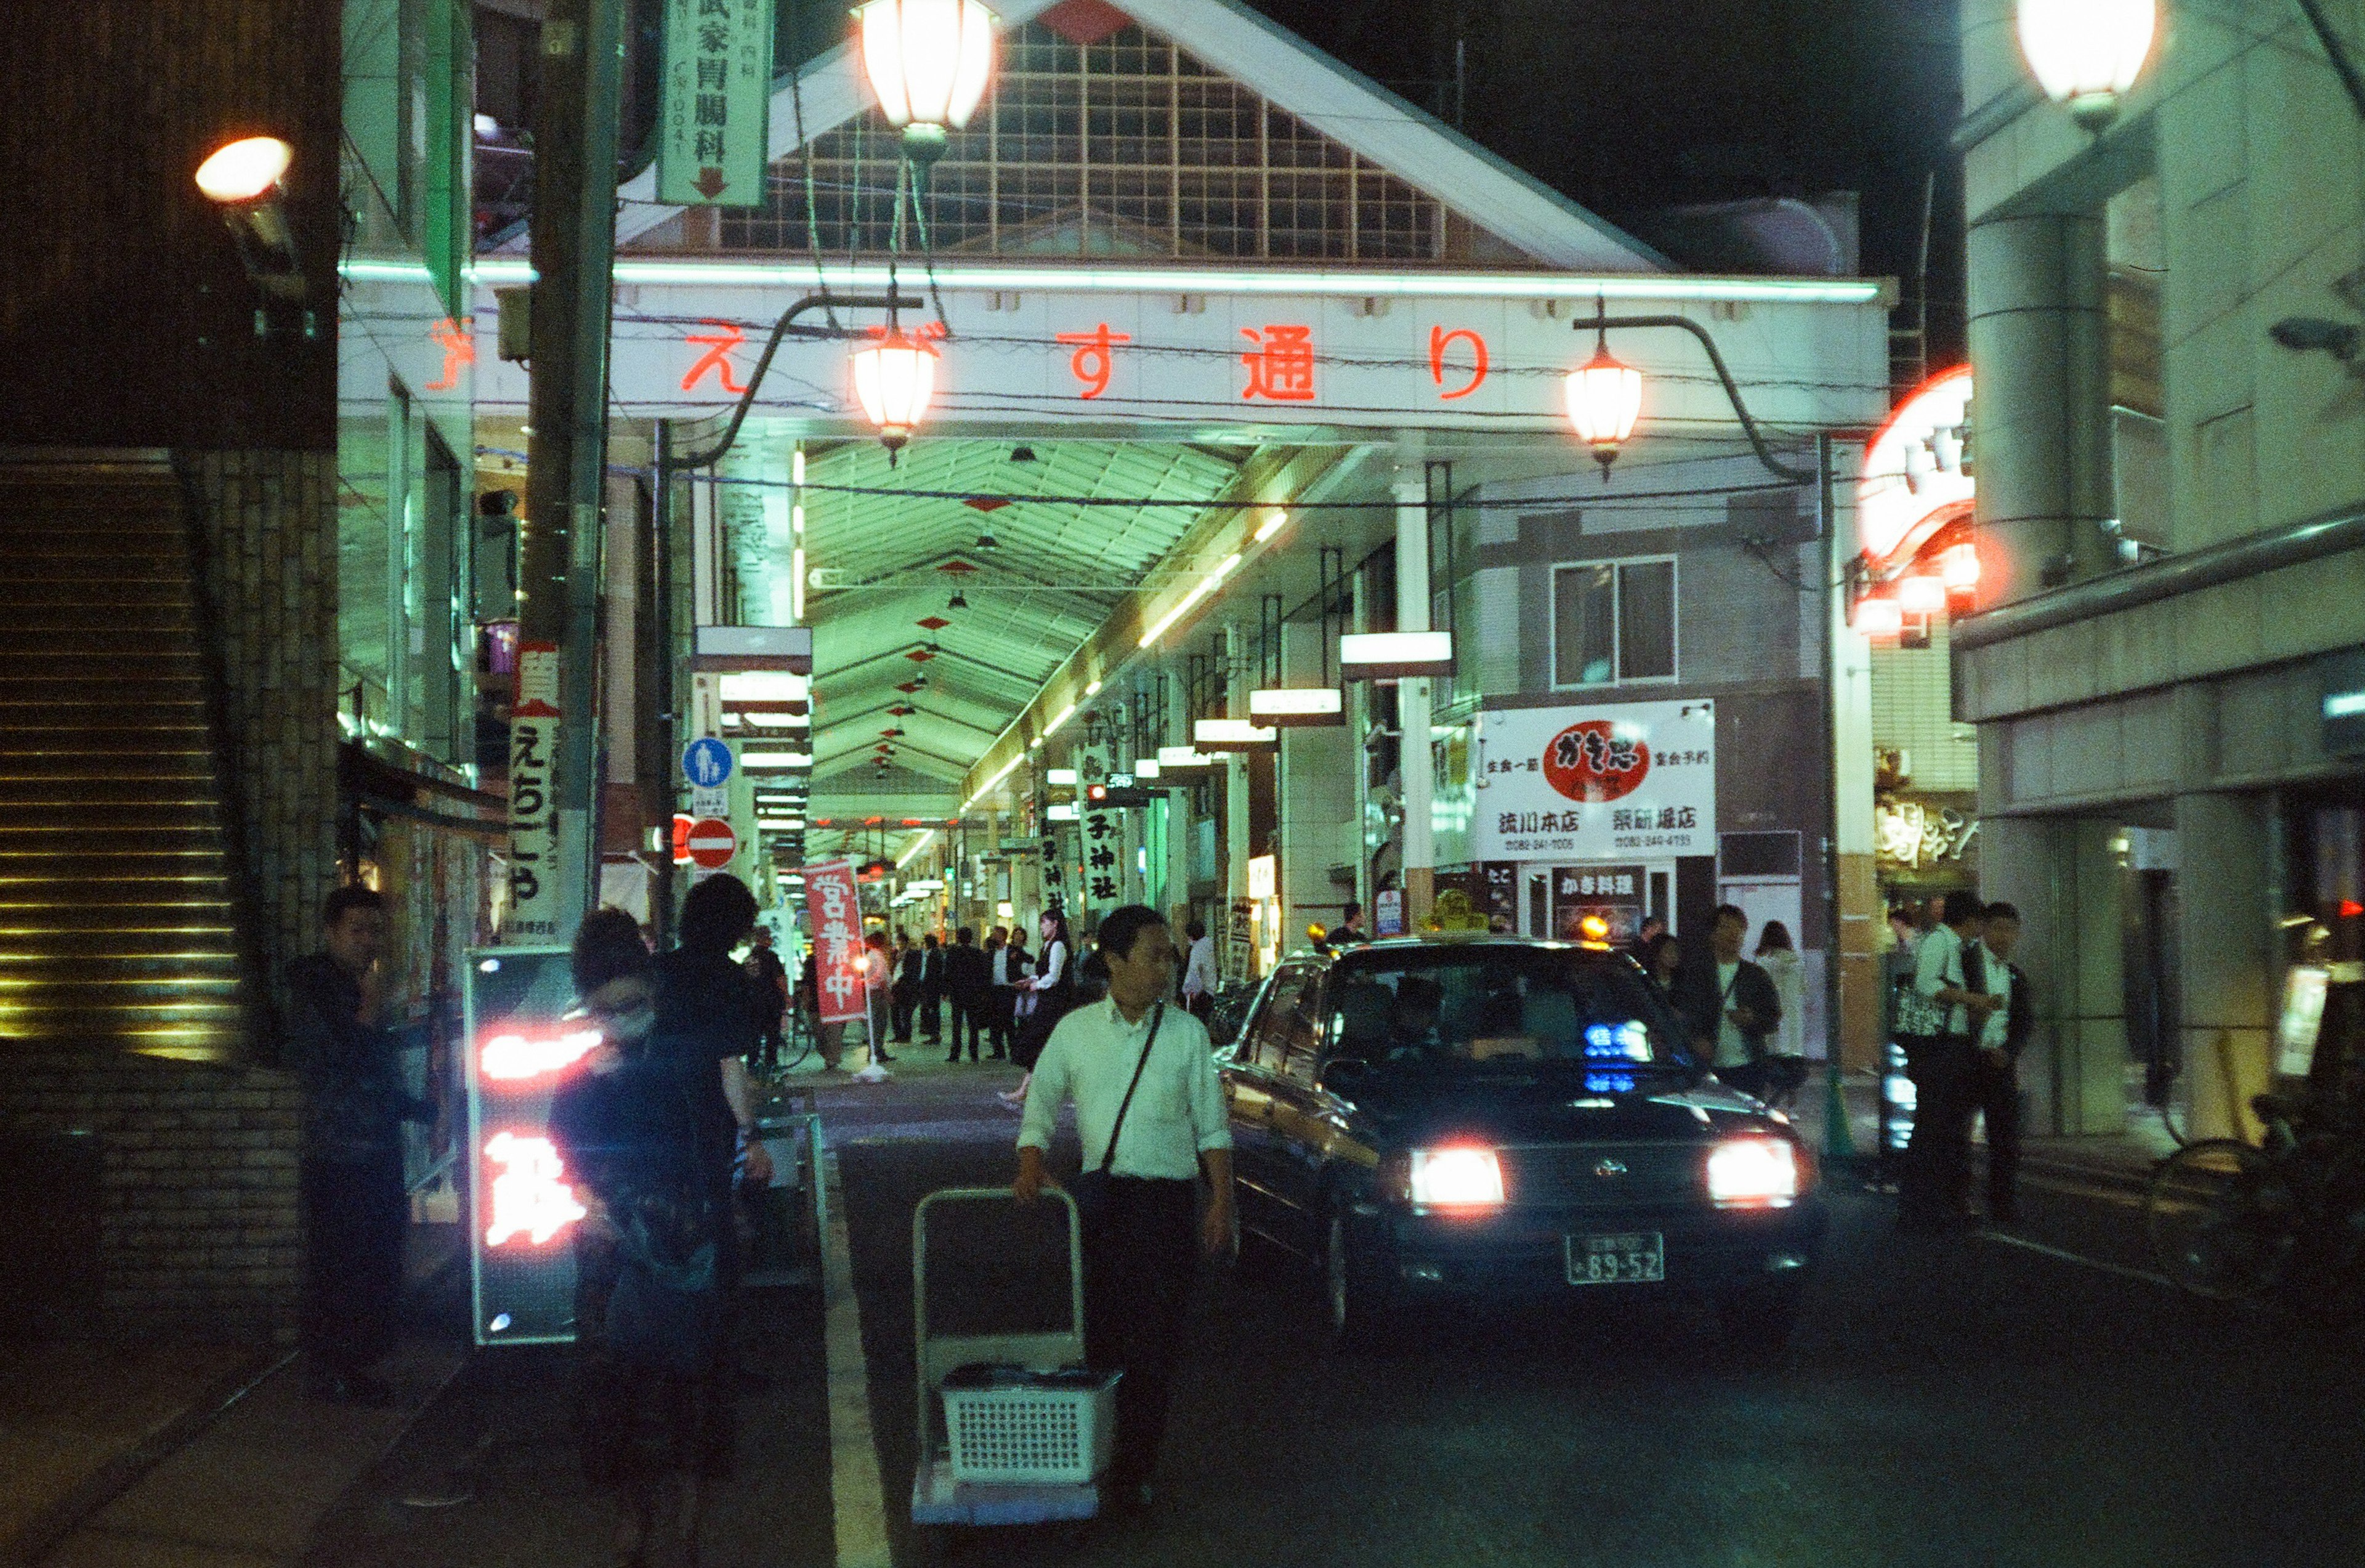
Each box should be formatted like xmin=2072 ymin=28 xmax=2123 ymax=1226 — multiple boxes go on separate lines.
xmin=1179 ymin=918 xmax=1216 ymax=1022
xmin=998 ymin=908 xmax=1073 ymax=1107
xmin=1014 ymin=905 xmax=1234 ymax=1511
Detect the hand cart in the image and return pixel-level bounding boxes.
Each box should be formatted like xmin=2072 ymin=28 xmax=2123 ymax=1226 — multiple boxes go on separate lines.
xmin=910 ymin=1187 xmax=1117 ymax=1543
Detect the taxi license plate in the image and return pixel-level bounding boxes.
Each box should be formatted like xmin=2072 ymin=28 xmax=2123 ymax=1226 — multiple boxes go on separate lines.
xmin=1565 ymin=1232 xmax=1665 ymax=1285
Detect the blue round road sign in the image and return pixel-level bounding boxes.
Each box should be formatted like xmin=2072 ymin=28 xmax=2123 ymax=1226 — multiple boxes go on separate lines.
xmin=682 ymin=737 xmax=734 ymax=788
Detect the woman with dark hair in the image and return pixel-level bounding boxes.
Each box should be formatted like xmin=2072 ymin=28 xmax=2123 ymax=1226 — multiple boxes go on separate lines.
xmin=998 ymin=908 xmax=1075 ymax=1109
xmin=1753 ymin=919 xmax=1809 ymax=1076
xmin=1641 ymin=930 xmax=1682 ymax=993
xmin=550 ymin=908 xmax=722 ymax=1566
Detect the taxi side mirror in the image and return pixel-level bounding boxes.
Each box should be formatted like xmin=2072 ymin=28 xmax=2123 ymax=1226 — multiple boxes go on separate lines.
xmin=1320 ymin=1056 xmax=1372 ymax=1089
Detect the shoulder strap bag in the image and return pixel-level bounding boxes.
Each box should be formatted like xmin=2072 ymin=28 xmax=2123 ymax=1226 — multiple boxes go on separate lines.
xmin=1070 ymin=1002 xmax=1166 ymax=1229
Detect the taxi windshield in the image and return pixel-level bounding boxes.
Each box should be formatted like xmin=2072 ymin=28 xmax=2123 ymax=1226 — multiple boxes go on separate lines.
xmin=1322 ymin=947 xmax=1689 ymax=1076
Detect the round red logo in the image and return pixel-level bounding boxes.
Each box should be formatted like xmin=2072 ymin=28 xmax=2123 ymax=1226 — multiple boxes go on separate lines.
xmin=1540 ymin=721 xmax=1651 ymax=803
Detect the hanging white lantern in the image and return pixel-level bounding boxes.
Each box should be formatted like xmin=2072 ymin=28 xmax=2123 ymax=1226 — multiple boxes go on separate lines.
xmin=854 ymin=0 xmax=998 ymax=158
xmin=1564 ymin=341 xmax=1644 ymax=478
xmin=2016 ymin=0 xmax=2156 ymax=129
xmin=851 ymin=329 xmax=940 ymax=456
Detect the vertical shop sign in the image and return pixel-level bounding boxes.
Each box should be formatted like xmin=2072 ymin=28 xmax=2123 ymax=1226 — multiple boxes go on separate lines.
xmin=1080 ymin=750 xmax=1122 ymax=923
xmin=1224 ymin=898 xmax=1257 ymax=983
xmin=503 ymin=641 xmax=564 ymax=940
xmin=803 ymin=859 xmax=868 ymax=1024
xmin=657 ymin=0 xmax=773 ymax=206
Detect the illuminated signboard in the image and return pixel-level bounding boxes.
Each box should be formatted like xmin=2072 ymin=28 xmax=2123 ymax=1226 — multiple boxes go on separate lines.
xmin=464 ymin=946 xmax=589 ymax=1347
xmin=1858 ymin=366 xmax=1973 ymax=568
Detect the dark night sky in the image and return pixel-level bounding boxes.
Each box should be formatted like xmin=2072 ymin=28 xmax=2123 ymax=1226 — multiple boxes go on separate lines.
xmin=1244 ymin=0 xmax=1967 ymax=364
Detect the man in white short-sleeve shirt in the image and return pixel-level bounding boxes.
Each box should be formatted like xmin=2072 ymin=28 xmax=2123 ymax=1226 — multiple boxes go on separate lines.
xmin=1015 ymin=905 xmax=1234 ymax=1509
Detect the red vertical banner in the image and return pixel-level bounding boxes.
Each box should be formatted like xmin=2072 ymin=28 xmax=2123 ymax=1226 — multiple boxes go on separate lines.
xmin=803 ymin=859 xmax=868 ymax=1024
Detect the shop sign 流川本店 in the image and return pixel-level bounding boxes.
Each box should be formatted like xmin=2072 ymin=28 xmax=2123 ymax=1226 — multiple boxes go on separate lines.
xmin=1469 ymin=701 xmax=1715 ymax=862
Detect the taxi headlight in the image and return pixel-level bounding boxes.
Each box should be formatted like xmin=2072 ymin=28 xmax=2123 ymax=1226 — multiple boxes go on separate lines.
xmin=1706 ymin=1138 xmax=1798 ymax=1208
xmin=1408 ymin=1147 xmax=1506 ymax=1208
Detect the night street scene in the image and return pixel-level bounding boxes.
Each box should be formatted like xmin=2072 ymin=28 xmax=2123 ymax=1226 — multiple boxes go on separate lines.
xmin=10 ymin=1 xmax=2365 ymax=1566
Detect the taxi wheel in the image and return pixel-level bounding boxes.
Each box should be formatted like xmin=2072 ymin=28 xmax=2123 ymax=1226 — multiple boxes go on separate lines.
xmin=1714 ymin=1279 xmax=1803 ymax=1354
xmin=1325 ymin=1210 xmax=1398 ymax=1352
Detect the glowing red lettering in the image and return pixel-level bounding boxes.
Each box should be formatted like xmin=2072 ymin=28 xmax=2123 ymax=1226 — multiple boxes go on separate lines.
xmin=426 ymin=317 xmax=475 ymax=392
xmin=482 ymin=1132 xmax=586 ymax=1246
xmin=1429 ymin=325 xmax=1488 ymax=400
xmin=1240 ymin=325 xmax=1316 ymax=402
xmin=1054 ymin=322 xmax=1131 ymax=398
xmin=682 ymin=318 xmax=750 ymax=394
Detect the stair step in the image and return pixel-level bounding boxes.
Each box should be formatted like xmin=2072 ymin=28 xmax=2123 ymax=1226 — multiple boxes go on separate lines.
xmin=0 ymin=607 xmax=198 ymax=633
xmin=0 ymin=588 xmax=197 ymax=609
xmin=0 ymin=891 xmax=238 ymax=914
xmin=0 ymin=855 xmax=231 ymax=882
xmin=0 ymin=781 xmax=224 ymax=808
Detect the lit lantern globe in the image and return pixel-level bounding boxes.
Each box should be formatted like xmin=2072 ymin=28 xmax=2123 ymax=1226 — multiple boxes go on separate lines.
xmin=1564 ymin=342 xmax=1644 ymax=477
xmin=1853 ymin=596 xmax=1904 ymax=637
xmin=854 ymin=0 xmax=998 ymax=160
xmin=851 ymin=330 xmax=940 ymax=456
xmin=2017 ymin=0 xmax=2156 ymax=129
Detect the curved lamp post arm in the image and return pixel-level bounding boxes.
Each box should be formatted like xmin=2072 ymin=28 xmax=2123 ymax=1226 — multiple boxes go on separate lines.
xmin=677 ymin=291 xmax=929 ymax=470
xmin=1579 ymin=312 xmax=1820 ymax=484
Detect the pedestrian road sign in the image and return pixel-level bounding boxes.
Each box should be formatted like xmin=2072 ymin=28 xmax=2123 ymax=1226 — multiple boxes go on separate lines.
xmin=683 ymin=737 xmax=734 ymax=787
xmin=686 ymin=817 xmax=738 ymax=870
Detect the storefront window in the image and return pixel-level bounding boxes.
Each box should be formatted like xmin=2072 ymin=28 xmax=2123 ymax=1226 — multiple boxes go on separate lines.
xmin=1552 ymin=558 xmax=1676 ymax=686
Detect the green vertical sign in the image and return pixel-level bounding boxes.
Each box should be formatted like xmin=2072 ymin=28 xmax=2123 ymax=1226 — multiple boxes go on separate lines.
xmin=658 ymin=0 xmax=774 ymax=206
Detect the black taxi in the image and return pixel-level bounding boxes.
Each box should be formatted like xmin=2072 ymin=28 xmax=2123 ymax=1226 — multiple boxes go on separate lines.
xmin=1218 ymin=934 xmax=1825 ymax=1349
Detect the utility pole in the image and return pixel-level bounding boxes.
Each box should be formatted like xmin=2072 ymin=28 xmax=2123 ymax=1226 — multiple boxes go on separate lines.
xmin=507 ymin=0 xmax=624 ymax=941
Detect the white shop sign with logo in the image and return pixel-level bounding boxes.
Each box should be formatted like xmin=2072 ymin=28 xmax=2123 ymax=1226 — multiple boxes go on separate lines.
xmin=1471 ymin=700 xmax=1716 ymax=862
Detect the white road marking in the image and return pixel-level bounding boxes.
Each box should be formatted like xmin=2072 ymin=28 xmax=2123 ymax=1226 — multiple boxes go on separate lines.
xmin=1977 ymin=1227 xmax=2173 ymax=1288
xmin=822 ymin=1142 xmax=894 ymax=1568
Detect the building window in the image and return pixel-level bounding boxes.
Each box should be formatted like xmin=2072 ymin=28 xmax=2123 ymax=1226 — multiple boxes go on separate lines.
xmin=1551 ymin=558 xmax=1676 ymax=687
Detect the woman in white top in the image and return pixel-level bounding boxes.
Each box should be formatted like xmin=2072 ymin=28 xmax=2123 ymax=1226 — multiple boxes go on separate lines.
xmin=1754 ymin=921 xmax=1808 ymax=1061
xmin=999 ymin=910 xmax=1074 ymax=1107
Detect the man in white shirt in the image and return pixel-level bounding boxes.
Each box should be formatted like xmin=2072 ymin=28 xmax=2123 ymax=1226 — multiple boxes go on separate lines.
xmin=1179 ymin=917 xmax=1216 ymax=1022
xmin=1014 ymin=905 xmax=1234 ymax=1511
xmin=1901 ymin=890 xmax=1999 ymax=1231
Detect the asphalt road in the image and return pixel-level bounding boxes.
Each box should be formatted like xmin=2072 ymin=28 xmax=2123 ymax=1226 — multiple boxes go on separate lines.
xmin=301 ymin=1056 xmax=2365 ymax=1567
xmin=827 ymin=1058 xmax=2365 ymax=1568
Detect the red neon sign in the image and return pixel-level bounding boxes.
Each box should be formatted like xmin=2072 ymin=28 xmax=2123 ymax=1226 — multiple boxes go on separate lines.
xmin=426 ymin=317 xmax=475 ymax=392
xmin=1429 ymin=325 xmax=1489 ymax=400
xmin=482 ymin=1131 xmax=586 ymax=1246
xmin=479 ymin=1028 xmax=602 ymax=1082
xmin=1054 ymin=321 xmax=1131 ymax=398
xmin=1239 ymin=324 xmax=1317 ymax=401
xmin=682 ymin=319 xmax=750 ymax=394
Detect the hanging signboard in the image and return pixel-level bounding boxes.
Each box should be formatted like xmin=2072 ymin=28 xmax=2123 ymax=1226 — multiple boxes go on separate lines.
xmin=503 ymin=641 xmax=565 ymax=940
xmin=657 ymin=0 xmax=773 ymax=207
xmin=1078 ymin=748 xmax=1122 ymax=922
xmin=1470 ymin=700 xmax=1715 ymax=863
xmin=802 ymin=859 xmax=869 ymax=1025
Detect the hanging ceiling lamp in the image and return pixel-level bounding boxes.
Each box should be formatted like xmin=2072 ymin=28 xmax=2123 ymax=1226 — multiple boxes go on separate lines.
xmin=850 ymin=328 xmax=939 ymax=459
xmin=852 ymin=0 xmax=999 ymax=163
xmin=948 ymin=588 xmax=968 ymax=611
xmin=2016 ymin=0 xmax=2155 ymax=129
xmin=1564 ymin=309 xmax=1644 ymax=480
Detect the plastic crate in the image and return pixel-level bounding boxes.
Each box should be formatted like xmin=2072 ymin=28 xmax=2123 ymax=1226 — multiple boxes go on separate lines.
xmin=940 ymin=1367 xmax=1120 ymax=1484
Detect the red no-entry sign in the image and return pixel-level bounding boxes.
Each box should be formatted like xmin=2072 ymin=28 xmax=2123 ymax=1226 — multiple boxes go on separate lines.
xmin=685 ymin=817 xmax=737 ymax=870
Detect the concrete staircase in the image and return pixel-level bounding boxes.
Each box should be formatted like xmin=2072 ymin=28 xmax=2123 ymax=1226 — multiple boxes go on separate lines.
xmin=0 ymin=454 xmax=249 ymax=1057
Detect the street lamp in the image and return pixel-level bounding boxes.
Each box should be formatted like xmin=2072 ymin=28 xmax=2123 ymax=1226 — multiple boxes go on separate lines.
xmin=850 ymin=328 xmax=940 ymax=458
xmin=1564 ymin=323 xmax=1644 ymax=480
xmin=2016 ymin=0 xmax=2156 ymax=130
xmin=853 ymin=0 xmax=999 ymax=163
xmin=195 ymin=135 xmax=307 ymax=305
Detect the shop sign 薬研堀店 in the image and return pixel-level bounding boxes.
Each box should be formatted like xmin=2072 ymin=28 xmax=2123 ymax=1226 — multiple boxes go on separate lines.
xmin=1469 ymin=701 xmax=1715 ymax=863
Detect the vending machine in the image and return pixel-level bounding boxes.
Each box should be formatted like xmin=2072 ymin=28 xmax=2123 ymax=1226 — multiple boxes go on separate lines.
xmin=463 ymin=945 xmax=591 ymax=1347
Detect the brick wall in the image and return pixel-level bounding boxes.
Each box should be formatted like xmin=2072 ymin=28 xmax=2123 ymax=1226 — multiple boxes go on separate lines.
xmin=183 ymin=450 xmax=344 ymax=1035
xmin=10 ymin=1047 xmax=304 ymax=1338
xmin=0 ymin=450 xmax=338 ymax=1341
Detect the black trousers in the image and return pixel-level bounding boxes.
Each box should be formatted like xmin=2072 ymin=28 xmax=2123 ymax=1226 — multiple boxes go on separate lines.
xmin=1080 ymin=1176 xmax=1199 ymax=1491
xmin=1970 ymin=1050 xmax=2024 ymax=1219
xmin=301 ymin=1150 xmax=407 ymax=1375
xmin=944 ymin=993 xmax=986 ymax=1059
xmin=891 ymin=984 xmax=914 ymax=1042
xmin=916 ymin=986 xmax=944 ymax=1041
xmin=1900 ymin=1035 xmax=1979 ymax=1226
xmin=985 ymin=987 xmax=1016 ymax=1057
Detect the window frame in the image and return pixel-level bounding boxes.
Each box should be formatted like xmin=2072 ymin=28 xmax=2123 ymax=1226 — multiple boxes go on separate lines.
xmin=1549 ymin=554 xmax=1681 ymax=690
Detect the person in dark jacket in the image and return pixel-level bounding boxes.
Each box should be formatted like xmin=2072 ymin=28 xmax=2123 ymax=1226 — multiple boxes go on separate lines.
xmin=891 ymin=932 xmax=921 ymax=1043
xmin=285 ymin=883 xmax=435 ymax=1405
xmin=649 ymin=874 xmax=774 ymax=1291
xmin=550 ymin=908 xmax=722 ymax=1566
xmin=942 ymin=926 xmax=991 ymax=1062
xmin=743 ymin=926 xmax=790 ymax=1077
xmin=1970 ymin=902 xmax=2032 ymax=1224
xmin=1671 ymin=905 xmax=1783 ymax=1096
xmin=916 ymin=932 xmax=947 ymax=1044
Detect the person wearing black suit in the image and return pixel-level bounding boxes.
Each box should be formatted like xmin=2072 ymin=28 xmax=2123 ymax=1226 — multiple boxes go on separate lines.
xmin=1970 ymin=902 xmax=2032 ymax=1224
xmin=892 ymin=934 xmax=921 ymax=1043
xmin=942 ymin=927 xmax=991 ymax=1061
xmin=916 ymin=933 xmax=946 ymax=1044
xmin=988 ymin=932 xmax=1029 ymax=1061
xmin=1670 ymin=905 xmax=1783 ymax=1097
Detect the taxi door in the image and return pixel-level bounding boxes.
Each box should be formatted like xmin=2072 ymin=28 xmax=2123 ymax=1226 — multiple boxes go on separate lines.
xmin=1221 ymin=965 xmax=1306 ymax=1258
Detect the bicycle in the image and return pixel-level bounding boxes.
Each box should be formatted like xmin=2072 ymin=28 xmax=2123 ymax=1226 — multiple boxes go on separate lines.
xmin=2143 ymin=1091 xmax=2365 ymax=1316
